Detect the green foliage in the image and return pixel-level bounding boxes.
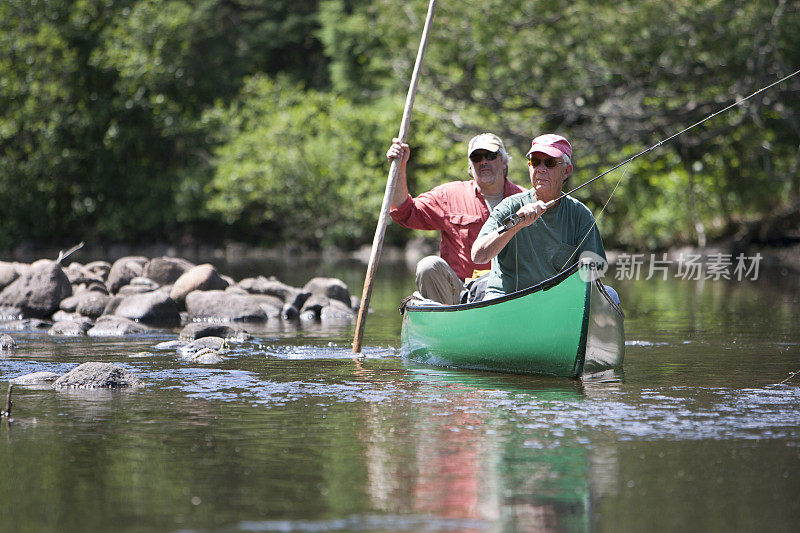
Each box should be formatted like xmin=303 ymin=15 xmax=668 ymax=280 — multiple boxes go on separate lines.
xmin=322 ymin=0 xmax=800 ymax=248
xmin=205 ymin=76 xmax=398 ymax=247
xmin=1 ymin=0 xmax=798 ymax=251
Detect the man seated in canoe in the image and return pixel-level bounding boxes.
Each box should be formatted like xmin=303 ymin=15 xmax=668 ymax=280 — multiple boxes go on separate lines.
xmin=387 ymin=133 xmax=524 ymax=305
xmin=471 ymin=134 xmax=617 ymax=302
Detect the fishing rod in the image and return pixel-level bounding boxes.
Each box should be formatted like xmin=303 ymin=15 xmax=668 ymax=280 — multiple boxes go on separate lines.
xmin=500 ymin=68 xmax=800 ymax=234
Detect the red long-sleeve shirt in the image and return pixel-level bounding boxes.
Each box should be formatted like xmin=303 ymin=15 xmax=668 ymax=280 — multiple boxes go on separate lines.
xmin=390 ymin=179 xmax=524 ymax=281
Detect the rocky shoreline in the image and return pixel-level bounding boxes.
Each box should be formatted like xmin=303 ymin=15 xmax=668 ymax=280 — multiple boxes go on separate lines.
xmin=0 ymin=255 xmax=360 ymax=389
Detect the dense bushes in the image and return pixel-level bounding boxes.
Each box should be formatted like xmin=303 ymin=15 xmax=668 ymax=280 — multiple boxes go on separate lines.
xmin=1 ymin=0 xmax=798 ymax=251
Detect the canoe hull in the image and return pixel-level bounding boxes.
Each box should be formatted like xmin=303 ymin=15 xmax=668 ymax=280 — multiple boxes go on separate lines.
xmin=400 ymin=262 xmax=624 ymax=378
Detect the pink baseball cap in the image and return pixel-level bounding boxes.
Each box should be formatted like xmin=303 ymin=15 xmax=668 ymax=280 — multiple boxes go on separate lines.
xmin=526 ymin=134 xmax=572 ymax=159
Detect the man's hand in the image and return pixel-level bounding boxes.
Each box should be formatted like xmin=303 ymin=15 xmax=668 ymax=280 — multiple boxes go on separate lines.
xmin=472 ymin=201 xmax=548 ymax=264
xmin=513 ymin=200 xmax=548 ymax=228
xmin=387 ymin=138 xmax=410 ymax=166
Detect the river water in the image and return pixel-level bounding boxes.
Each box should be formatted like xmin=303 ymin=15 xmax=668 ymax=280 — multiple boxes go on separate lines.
xmin=1 ymin=258 xmax=799 ymax=532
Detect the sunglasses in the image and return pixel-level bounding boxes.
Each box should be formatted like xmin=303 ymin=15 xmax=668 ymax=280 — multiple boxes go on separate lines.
xmin=527 ymin=156 xmax=562 ymax=168
xmin=469 ymin=151 xmax=499 ymax=163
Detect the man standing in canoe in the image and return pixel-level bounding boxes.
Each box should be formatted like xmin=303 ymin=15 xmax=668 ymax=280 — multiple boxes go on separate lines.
xmin=387 ymin=133 xmax=524 ymax=305
xmin=471 ymin=134 xmax=610 ymax=300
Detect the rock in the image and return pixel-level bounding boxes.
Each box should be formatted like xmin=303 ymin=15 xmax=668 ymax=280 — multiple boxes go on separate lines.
xmin=63 ymin=263 xmax=105 ymax=287
xmin=76 ymin=280 xmax=110 ymax=294
xmin=238 ymin=276 xmax=298 ymax=301
xmin=114 ymin=291 xmax=181 ymax=326
xmin=280 ymin=290 xmax=312 ymax=320
xmin=153 ymin=339 xmax=189 ymax=351
xmin=84 ymin=260 xmax=112 ymax=280
xmin=0 ymin=318 xmax=53 ymax=331
xmin=107 ymin=256 xmax=148 ymax=293
xmin=102 ymin=295 xmax=124 ymax=316
xmin=10 ymin=371 xmax=61 ymax=385
xmin=53 ymin=362 xmax=142 ymax=388
xmin=303 ymin=277 xmax=352 ymax=307
xmin=282 ymin=302 xmax=300 ymax=320
xmin=0 ymin=260 xmax=72 ymax=318
xmin=61 ymin=292 xmax=112 ymax=318
xmin=0 ymin=261 xmax=20 ymax=291
xmin=117 ymin=283 xmax=157 ymax=296
xmin=0 ymin=334 xmax=16 ymax=351
xmin=52 ymin=310 xmax=81 ymax=322
xmin=299 ymin=293 xmax=328 ymax=319
xmin=59 ymin=294 xmax=81 ymax=313
xmin=87 ymin=315 xmax=150 ymax=337
xmin=170 ymin=264 xmax=229 ymax=308
xmin=49 ymin=318 xmax=93 ymax=336
xmin=191 ymin=348 xmax=225 ymax=364
xmin=185 ymin=290 xmax=267 ymax=322
xmin=143 ymin=257 xmax=194 ymax=285
xmin=179 ymin=323 xmax=251 ymax=341
xmin=250 ymin=294 xmax=283 ymax=319
xmin=178 ymin=336 xmax=227 ymax=357
xmin=76 ymin=292 xmax=113 ymax=319
xmin=320 ymin=299 xmax=356 ymax=321
xmin=225 ymin=286 xmax=249 ymax=295
xmin=0 ymin=305 xmax=23 ymax=320
xmin=127 ymin=276 xmax=161 ymax=291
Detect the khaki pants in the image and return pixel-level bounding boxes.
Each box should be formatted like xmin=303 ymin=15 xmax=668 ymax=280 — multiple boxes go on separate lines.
xmin=414 ymin=256 xmax=464 ymax=305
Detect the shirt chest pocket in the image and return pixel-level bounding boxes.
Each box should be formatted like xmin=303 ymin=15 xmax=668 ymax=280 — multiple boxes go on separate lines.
xmin=447 ymin=213 xmax=484 ymax=228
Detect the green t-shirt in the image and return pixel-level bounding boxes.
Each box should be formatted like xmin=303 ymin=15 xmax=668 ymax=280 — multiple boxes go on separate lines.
xmin=479 ymin=190 xmax=606 ymax=295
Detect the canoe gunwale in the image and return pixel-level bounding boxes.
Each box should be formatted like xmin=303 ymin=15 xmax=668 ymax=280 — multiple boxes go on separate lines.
xmin=404 ymin=260 xmax=582 ymax=313
xmin=404 ymin=259 xmax=604 ymax=314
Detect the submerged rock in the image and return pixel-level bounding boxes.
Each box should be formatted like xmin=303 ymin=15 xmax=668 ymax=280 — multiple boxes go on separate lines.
xmin=53 ymin=362 xmax=143 ymax=389
xmin=10 ymin=371 xmax=60 ymax=385
xmin=190 ymin=348 xmax=224 ymax=364
xmin=153 ymin=339 xmax=189 ymax=351
xmin=178 ymin=336 xmax=227 ymax=357
xmin=0 ymin=334 xmax=16 ymax=351
xmin=49 ymin=318 xmax=94 ymax=337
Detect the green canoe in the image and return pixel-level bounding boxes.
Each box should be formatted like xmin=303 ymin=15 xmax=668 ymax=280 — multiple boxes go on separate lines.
xmin=400 ymin=260 xmax=624 ymax=378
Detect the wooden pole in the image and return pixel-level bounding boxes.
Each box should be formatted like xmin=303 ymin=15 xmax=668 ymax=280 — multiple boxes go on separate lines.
xmin=352 ymin=0 xmax=438 ymax=353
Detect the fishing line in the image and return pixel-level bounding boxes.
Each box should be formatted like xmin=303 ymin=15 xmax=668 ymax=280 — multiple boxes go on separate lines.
xmin=559 ymin=163 xmax=631 ymax=272
xmin=555 ymin=68 xmax=800 ymax=205
xmin=499 ymin=68 xmax=800 ymax=235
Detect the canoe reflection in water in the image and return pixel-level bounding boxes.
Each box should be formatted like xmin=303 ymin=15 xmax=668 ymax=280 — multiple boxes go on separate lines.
xmin=401 ymin=259 xmax=625 ymax=378
xmin=358 ymin=367 xmax=621 ymax=530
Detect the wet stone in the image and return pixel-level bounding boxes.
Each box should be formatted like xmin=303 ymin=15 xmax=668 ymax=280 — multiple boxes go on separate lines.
xmin=190 ymin=348 xmax=224 ymax=364
xmin=10 ymin=371 xmax=61 ymax=385
xmin=178 ymin=336 xmax=227 ymax=357
xmin=53 ymin=362 xmax=143 ymax=389
xmin=153 ymin=339 xmax=189 ymax=351
xmin=1 ymin=334 xmax=16 ymax=351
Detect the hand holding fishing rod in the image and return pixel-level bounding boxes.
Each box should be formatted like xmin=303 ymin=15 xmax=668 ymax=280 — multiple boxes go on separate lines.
xmin=498 ymin=200 xmax=549 ymax=234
